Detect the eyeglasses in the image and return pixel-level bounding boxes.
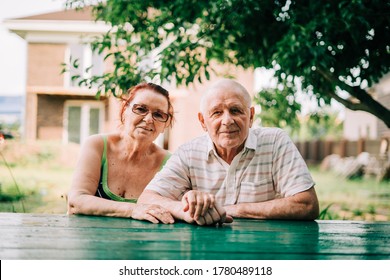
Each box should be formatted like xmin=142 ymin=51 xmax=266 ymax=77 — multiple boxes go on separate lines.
xmin=131 ymin=104 xmax=170 ymax=123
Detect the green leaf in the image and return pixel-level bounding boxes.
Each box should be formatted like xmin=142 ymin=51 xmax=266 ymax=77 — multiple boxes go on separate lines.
xmin=62 ymin=0 xmax=390 ymax=126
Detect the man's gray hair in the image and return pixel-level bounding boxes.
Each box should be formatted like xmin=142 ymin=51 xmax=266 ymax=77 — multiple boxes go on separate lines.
xmin=199 ymin=79 xmax=252 ymax=114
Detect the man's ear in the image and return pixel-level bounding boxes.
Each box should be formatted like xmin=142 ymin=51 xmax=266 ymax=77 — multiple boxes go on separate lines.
xmin=198 ymin=112 xmax=207 ymax=131
xmin=249 ymin=107 xmax=255 ymax=127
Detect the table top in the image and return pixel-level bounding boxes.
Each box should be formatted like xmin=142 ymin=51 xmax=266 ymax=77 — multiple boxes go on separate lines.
xmin=1 ymin=213 xmax=389 ymax=260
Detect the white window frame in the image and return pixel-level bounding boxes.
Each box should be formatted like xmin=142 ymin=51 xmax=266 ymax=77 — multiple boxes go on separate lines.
xmin=63 ymin=100 xmax=105 ymax=144
xmin=64 ymin=43 xmax=104 ymax=88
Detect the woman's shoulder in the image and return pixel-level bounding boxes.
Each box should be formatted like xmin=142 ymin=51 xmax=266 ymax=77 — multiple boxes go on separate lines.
xmin=86 ymin=133 xmax=120 ymax=144
xmin=153 ymin=146 xmax=171 ymax=169
xmin=83 ymin=134 xmax=105 ymax=146
xmin=153 ymin=144 xmax=170 ymax=157
xmin=161 ymin=148 xmax=171 ymax=156
xmin=82 ymin=133 xmax=119 ymax=153
xmin=151 ymin=144 xmax=170 ymax=160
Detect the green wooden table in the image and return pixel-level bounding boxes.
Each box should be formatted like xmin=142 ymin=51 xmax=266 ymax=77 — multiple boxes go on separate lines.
xmin=0 ymin=213 xmax=389 ymax=260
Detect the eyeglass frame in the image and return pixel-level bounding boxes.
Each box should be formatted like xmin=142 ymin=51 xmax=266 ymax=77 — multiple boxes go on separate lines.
xmin=130 ymin=103 xmax=170 ymax=123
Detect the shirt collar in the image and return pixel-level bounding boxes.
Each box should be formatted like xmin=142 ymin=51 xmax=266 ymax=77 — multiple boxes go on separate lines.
xmin=245 ymin=128 xmax=257 ymax=150
xmin=205 ymin=134 xmax=216 ymax=160
xmin=205 ymin=128 xmax=257 ymax=160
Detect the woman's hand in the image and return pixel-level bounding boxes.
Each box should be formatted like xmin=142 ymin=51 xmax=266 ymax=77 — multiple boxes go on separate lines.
xmin=131 ymin=204 xmax=175 ymax=224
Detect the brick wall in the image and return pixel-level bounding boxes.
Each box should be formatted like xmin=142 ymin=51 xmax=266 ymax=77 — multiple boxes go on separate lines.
xmin=36 ymin=94 xmax=106 ymax=141
xmin=27 ymin=43 xmax=67 ymax=87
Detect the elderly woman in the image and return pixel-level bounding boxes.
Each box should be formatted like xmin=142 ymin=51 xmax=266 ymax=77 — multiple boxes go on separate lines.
xmin=67 ymin=82 xmax=174 ymax=224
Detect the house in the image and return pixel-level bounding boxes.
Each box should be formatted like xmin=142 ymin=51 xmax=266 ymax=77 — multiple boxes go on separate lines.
xmin=4 ymin=6 xmax=254 ymax=152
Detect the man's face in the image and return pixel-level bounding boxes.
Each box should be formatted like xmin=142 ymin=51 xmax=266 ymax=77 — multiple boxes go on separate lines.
xmin=198 ymin=88 xmax=254 ymax=157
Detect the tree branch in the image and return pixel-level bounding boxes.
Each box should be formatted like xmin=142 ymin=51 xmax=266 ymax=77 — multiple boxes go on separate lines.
xmin=316 ymin=68 xmax=390 ymax=128
xmin=322 ymin=89 xmax=369 ymax=111
xmin=316 ymin=68 xmax=372 ymax=110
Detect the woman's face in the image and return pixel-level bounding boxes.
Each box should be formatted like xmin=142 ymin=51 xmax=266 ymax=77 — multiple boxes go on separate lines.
xmin=124 ymin=89 xmax=169 ymax=142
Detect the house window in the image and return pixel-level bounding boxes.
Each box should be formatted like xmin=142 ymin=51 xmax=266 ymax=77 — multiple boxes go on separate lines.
xmin=64 ymin=101 xmax=104 ymax=144
xmin=64 ymin=43 xmax=104 ymax=88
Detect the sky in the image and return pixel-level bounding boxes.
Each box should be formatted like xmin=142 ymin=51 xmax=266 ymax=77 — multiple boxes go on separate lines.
xmin=0 ymin=0 xmax=67 ymax=96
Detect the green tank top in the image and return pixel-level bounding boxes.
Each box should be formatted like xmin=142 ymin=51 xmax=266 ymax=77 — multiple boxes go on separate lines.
xmin=95 ymin=135 xmax=170 ymax=203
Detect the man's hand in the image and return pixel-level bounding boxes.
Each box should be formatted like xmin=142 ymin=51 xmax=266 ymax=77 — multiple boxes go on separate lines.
xmin=182 ymin=190 xmax=216 ymax=220
xmin=181 ymin=190 xmax=233 ymax=225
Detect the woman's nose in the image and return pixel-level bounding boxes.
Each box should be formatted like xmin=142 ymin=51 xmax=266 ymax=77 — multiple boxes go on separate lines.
xmin=143 ymin=112 xmax=154 ymax=123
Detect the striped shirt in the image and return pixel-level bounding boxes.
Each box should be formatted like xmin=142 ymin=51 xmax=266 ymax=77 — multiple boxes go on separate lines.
xmin=146 ymin=127 xmax=315 ymax=206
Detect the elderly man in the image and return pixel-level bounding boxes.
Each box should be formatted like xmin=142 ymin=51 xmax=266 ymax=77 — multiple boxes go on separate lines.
xmin=138 ymin=79 xmax=319 ymax=225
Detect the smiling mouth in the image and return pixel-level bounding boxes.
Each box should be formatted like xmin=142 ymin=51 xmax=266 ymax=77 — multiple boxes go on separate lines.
xmin=138 ymin=126 xmax=153 ymax=132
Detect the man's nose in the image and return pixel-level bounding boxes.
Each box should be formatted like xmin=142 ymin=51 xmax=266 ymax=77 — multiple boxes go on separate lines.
xmin=221 ymin=111 xmax=234 ymax=125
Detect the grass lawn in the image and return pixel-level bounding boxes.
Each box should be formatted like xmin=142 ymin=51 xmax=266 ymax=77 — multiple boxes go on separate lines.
xmin=311 ymin=165 xmax=390 ymax=221
xmin=0 ymin=140 xmax=77 ymax=214
xmin=1 ymin=140 xmax=389 ymax=220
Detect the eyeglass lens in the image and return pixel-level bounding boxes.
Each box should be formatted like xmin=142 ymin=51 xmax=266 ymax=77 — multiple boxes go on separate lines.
xmin=132 ymin=104 xmax=169 ymax=122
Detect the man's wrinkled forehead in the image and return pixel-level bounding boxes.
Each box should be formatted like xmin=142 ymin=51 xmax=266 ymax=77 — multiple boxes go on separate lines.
xmin=200 ymin=79 xmax=251 ymax=113
xmin=207 ymin=94 xmax=247 ymax=110
xmin=206 ymin=84 xmax=250 ymax=106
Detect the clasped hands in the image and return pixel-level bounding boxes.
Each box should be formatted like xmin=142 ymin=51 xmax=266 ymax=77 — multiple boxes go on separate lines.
xmin=133 ymin=190 xmax=233 ymax=226
xmin=181 ymin=190 xmax=233 ymax=226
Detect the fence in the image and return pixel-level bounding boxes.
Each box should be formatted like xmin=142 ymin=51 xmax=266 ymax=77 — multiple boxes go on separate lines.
xmin=295 ymin=139 xmax=381 ymax=164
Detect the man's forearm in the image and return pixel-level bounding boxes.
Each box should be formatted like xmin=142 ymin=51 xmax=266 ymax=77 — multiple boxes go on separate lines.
xmin=225 ymin=188 xmax=319 ymax=220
